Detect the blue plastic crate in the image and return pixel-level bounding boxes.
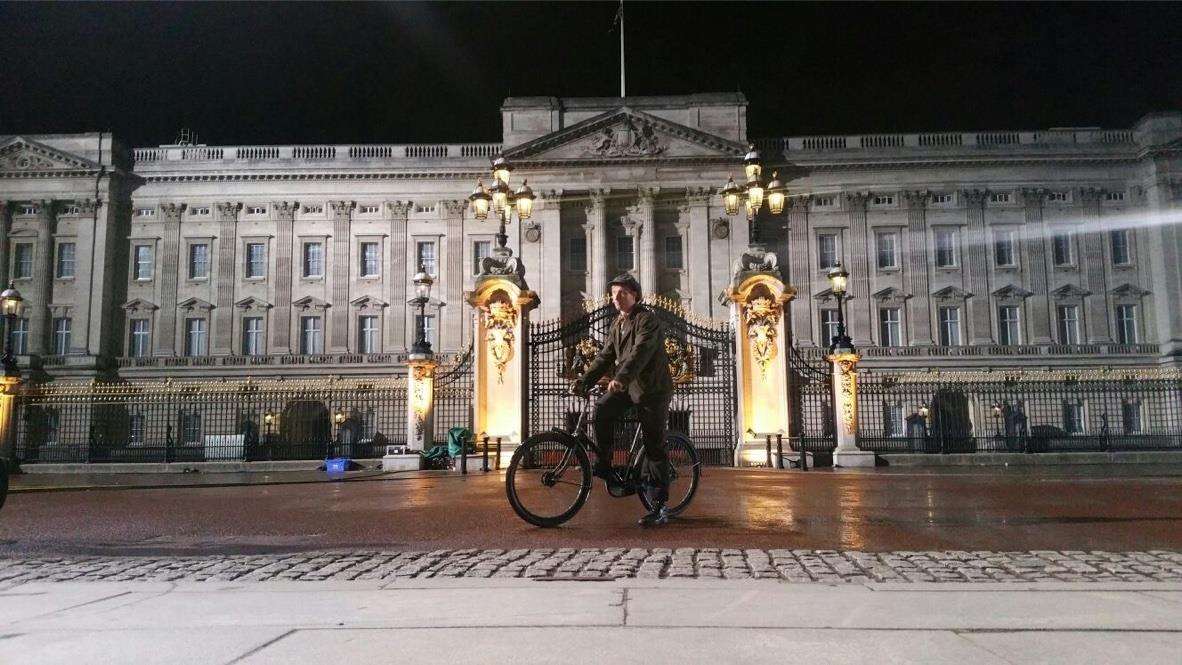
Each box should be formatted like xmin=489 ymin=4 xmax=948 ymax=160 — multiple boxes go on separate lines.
xmin=324 ymin=457 xmax=351 ymax=473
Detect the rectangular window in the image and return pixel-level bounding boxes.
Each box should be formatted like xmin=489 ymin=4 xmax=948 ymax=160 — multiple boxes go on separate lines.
xmin=246 ymin=205 xmax=266 ymax=215
xmin=817 ymin=234 xmax=837 ymax=270
xmin=1056 ymin=305 xmax=1080 ymax=344
xmin=245 ymin=243 xmax=267 ymax=279
xmin=415 ymin=314 xmax=435 ymax=348
xmin=871 ymin=195 xmax=895 ymax=206
xmin=134 ymin=245 xmax=154 ymax=280
xmin=1048 ymin=192 xmax=1069 ymax=203
xmin=1103 ymin=191 xmax=1125 ymax=202
xmin=1063 ymin=402 xmax=1085 ymax=434
xmin=184 ymin=318 xmax=207 ymax=356
xmin=934 ymin=229 xmax=958 ymax=267
xmin=135 ymin=208 xmax=155 ymax=218
xmin=998 ymin=306 xmax=1021 ymax=345
xmin=188 ymin=243 xmax=209 ymax=279
xmin=1052 ymin=234 xmax=1073 ymax=266
xmin=360 ymin=242 xmax=380 ymax=277
xmin=989 ymin=192 xmax=1011 ymax=204
xmin=993 ymin=230 xmax=1016 ymax=267
xmin=302 ymin=242 xmax=324 ymax=278
xmin=567 ymin=237 xmax=587 ymax=272
xmin=129 ymin=414 xmax=145 ymax=446
xmin=1122 ymin=401 xmax=1142 ymax=434
xmin=878 ymin=308 xmax=901 ymax=346
xmin=664 ymin=236 xmax=683 ymax=270
xmin=129 ymin=319 xmax=151 ymax=357
xmin=416 ymin=241 xmax=437 ymax=275
xmin=820 ymin=310 xmax=840 ymax=348
xmin=931 ymin=193 xmax=954 ymax=204
xmin=9 ymin=318 xmax=28 ymax=355
xmin=359 ymin=205 xmax=379 ymax=214
xmin=180 ymin=412 xmax=202 ymax=445
xmin=191 ymin=206 xmax=210 ymax=216
xmin=472 ymin=240 xmax=492 ymax=275
xmin=875 ymin=232 xmax=898 ymax=269
xmin=883 ymin=403 xmax=905 ymax=437
xmin=242 ymin=317 xmax=264 ymax=356
xmin=615 ymin=235 xmax=634 ymax=270
xmin=300 ymin=316 xmax=323 ymax=354
xmin=1116 ymin=304 xmax=1138 ymax=344
xmin=56 ymin=242 xmax=76 ymax=278
xmin=52 ymin=317 xmax=71 ymax=355
xmin=358 ymin=315 xmax=379 ymax=353
xmin=938 ymin=306 xmax=961 ymax=346
xmin=46 ymin=411 xmax=59 ymax=445
xmin=1110 ymin=229 xmax=1132 ymax=265
xmin=13 ymin=244 xmax=33 ymax=279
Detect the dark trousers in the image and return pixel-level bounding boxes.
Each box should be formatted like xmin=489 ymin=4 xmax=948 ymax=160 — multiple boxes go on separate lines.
xmin=594 ymin=390 xmax=671 ymax=503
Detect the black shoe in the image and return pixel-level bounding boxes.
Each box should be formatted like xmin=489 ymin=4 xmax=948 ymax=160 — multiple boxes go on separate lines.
xmin=638 ymin=505 xmax=670 ymax=527
xmin=593 ymin=466 xmax=627 ymax=495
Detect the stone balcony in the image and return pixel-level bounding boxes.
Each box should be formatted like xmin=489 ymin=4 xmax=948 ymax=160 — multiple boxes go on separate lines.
xmin=794 ymin=342 xmax=1162 ymax=368
xmin=131 ymin=143 xmax=504 ymax=173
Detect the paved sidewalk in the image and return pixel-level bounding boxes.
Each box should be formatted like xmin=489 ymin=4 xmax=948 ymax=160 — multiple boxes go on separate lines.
xmin=1 ymin=577 xmax=1180 ymax=664
xmin=3 ymin=549 xmax=1181 ymax=585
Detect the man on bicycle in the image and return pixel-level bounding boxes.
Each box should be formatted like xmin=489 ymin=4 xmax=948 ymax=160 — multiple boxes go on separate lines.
xmin=572 ymin=274 xmax=674 ymax=527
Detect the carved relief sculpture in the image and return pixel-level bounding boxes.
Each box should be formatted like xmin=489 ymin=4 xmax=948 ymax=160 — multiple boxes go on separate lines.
xmin=410 ymin=364 xmax=432 ymax=439
xmin=587 ymin=115 xmax=666 ymax=157
xmin=744 ymin=296 xmax=781 ymax=379
xmin=664 ymin=337 xmax=697 ymax=385
xmin=483 ymin=299 xmax=518 ymax=384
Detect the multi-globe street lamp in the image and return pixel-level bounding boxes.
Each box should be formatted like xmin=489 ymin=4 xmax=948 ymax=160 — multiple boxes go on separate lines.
xmin=1 ymin=283 xmax=25 ymax=378
xmin=719 ymin=145 xmax=787 ymax=247
xmin=468 ymin=155 xmax=535 ymax=253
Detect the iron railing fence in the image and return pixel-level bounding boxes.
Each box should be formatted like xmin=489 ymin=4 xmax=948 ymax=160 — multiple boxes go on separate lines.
xmin=14 ymin=377 xmax=408 ymax=464
xmin=788 ymin=346 xmax=837 ymax=456
xmin=431 ymin=344 xmax=475 ymax=445
xmin=854 ymin=370 xmax=1182 ymax=454
xmin=527 ymin=297 xmax=738 ymax=466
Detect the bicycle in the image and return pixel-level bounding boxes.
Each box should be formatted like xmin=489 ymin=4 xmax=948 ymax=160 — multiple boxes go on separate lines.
xmin=505 ymin=385 xmax=701 ymax=527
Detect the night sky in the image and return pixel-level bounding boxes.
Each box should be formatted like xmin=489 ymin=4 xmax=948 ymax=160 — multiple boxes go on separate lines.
xmin=2 ymin=2 xmax=1179 ymax=148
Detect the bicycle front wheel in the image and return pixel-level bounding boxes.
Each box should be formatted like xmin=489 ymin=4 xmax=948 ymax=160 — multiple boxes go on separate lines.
xmin=505 ymin=433 xmax=592 ymax=528
xmin=638 ymin=432 xmax=700 ymax=516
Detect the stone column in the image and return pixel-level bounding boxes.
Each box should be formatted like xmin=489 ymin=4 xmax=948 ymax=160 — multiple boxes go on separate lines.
xmin=1021 ymin=189 xmax=1053 ymax=344
xmin=724 ymin=272 xmax=796 ymax=467
xmin=0 ymin=202 xmax=10 ymax=287
xmin=843 ymin=193 xmax=872 ymax=346
xmin=441 ymin=200 xmax=466 ymax=351
xmin=0 ymin=375 xmax=19 ymax=469
xmin=679 ymin=191 xmax=712 ymax=318
xmin=271 ymin=201 xmax=298 ymax=355
xmin=213 ymin=202 xmax=241 ymax=355
xmin=406 ymin=354 xmax=438 ymax=453
xmin=829 ymin=350 xmax=873 ymax=467
xmin=585 ymin=190 xmax=608 ymax=300
xmin=635 ymin=188 xmax=658 ymax=295
xmin=25 ymin=200 xmax=57 ymax=356
xmin=467 ymin=274 xmax=538 ymax=449
xmin=536 ymin=193 xmax=564 ymax=320
xmin=787 ymin=196 xmax=813 ymax=346
xmin=962 ymin=190 xmax=993 ymax=344
xmin=386 ymin=201 xmax=411 ymax=351
xmin=154 ymin=202 xmax=184 ymax=356
xmin=904 ymin=191 xmax=934 ymax=345
xmin=1079 ymin=188 xmax=1112 ymax=342
xmin=329 ymin=200 xmax=354 ymax=352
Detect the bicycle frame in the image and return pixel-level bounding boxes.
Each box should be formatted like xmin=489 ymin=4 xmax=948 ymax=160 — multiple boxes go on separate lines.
xmin=552 ymin=391 xmax=647 ymax=488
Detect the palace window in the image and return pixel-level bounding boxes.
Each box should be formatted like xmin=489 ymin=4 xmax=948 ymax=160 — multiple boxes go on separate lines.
xmin=934 ymin=229 xmax=958 ymax=267
xmin=473 ymin=240 xmax=492 ymax=275
xmin=1103 ymin=191 xmax=1126 ymax=202
xmin=1056 ymin=305 xmax=1080 ymax=344
xmin=989 ymin=192 xmax=1012 ymax=204
xmin=567 ymin=237 xmax=587 ymax=272
xmin=242 ymin=317 xmax=265 ymax=356
xmin=820 ymin=310 xmax=840 ymax=348
xmin=360 ymin=242 xmax=380 ymax=277
xmin=878 ymin=308 xmax=901 ymax=346
xmin=938 ymin=306 xmax=961 ymax=346
xmin=358 ymin=315 xmax=380 ymax=354
xmin=246 ymin=205 xmax=267 ymax=215
xmin=416 ymin=241 xmax=437 ymax=275
xmin=52 ymin=317 xmax=71 ymax=355
xmin=993 ymin=230 xmax=1016 ymax=267
xmin=129 ymin=414 xmax=145 ymax=446
xmin=875 ymin=232 xmax=898 ymax=269
xmin=882 ymin=403 xmax=905 ymax=437
xmin=998 ymin=306 xmax=1021 ymax=345
xmin=414 ymin=314 xmax=435 ymax=348
xmin=7 ymin=318 xmax=28 ymax=354
xmin=188 ymin=243 xmax=210 ymax=279
xmin=359 ymin=205 xmax=380 ymax=215
xmin=615 ymin=235 xmax=634 ymax=270
xmin=1052 ymin=233 xmax=1073 ymax=266
xmin=134 ymin=245 xmax=154 ymax=280
xmin=302 ymin=242 xmax=324 ymax=278
xmin=245 ymin=243 xmax=267 ymax=279
xmin=1110 ymin=229 xmax=1132 ymax=265
xmin=129 ymin=319 xmax=151 ymax=357
xmin=1122 ymin=401 xmax=1143 ymax=434
xmin=664 ymin=236 xmax=683 ymax=270
xmin=1115 ymin=304 xmax=1138 ymax=344
xmin=871 ymin=195 xmax=895 ymax=206
xmin=13 ymin=244 xmax=33 ymax=279
xmin=135 ymin=208 xmax=155 ymax=218
xmin=185 ymin=318 xmax=208 ymax=356
xmin=817 ymin=234 xmax=838 ymax=270
xmin=300 ymin=316 xmax=323 ymax=354
xmin=1048 ymin=191 xmax=1069 ymax=203
xmin=1062 ymin=402 xmax=1085 ymax=434
xmin=191 ymin=206 xmax=210 ymax=216
xmin=56 ymin=242 xmax=76 ymax=278
xmin=931 ymin=193 xmax=954 ymax=205
xmin=180 ymin=411 xmax=202 ymax=445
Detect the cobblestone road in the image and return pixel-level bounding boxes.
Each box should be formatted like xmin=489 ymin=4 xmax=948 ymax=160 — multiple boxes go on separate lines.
xmin=3 ymin=549 xmax=1182 ymax=584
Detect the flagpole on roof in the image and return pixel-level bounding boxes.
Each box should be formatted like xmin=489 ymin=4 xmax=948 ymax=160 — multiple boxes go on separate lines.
xmin=618 ymin=0 xmax=626 ymax=98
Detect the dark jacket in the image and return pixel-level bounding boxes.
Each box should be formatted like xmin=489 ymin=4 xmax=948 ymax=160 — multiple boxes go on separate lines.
xmin=580 ymin=304 xmax=674 ymax=402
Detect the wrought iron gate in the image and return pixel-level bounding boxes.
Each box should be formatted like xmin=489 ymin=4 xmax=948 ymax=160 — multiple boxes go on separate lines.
xmin=526 ymin=298 xmax=738 ymax=465
xmin=431 ymin=343 xmax=474 ymax=443
xmin=788 ymin=346 xmax=836 ymax=455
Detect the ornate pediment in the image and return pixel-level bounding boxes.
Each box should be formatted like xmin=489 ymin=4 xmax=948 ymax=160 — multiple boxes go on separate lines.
xmin=872 ymin=287 xmax=911 ymax=304
xmin=177 ymin=297 xmax=215 ymax=312
xmin=0 ymin=137 xmax=99 ymax=173
xmin=293 ymin=295 xmax=330 ymax=311
xmin=813 ymin=287 xmax=856 ymax=303
xmin=235 ymin=296 xmax=273 ymax=311
xmin=1110 ymin=283 xmax=1150 ymax=299
xmin=503 ymin=107 xmax=746 ymax=163
xmin=992 ymin=284 xmax=1033 ymax=300
xmin=931 ymin=286 xmax=972 ymax=301
xmin=1051 ymin=284 xmax=1091 ymax=300
xmin=122 ymin=298 xmax=159 ymax=313
xmin=350 ymin=295 xmax=389 ymax=310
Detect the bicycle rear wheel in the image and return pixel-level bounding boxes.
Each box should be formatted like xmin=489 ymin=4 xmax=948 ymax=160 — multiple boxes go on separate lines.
xmin=637 ymin=432 xmax=700 ymax=516
xmin=505 ymin=433 xmax=592 ymax=528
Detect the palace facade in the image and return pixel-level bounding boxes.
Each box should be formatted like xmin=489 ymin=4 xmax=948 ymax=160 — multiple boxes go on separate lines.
xmin=2 ymin=93 xmax=1181 ymax=382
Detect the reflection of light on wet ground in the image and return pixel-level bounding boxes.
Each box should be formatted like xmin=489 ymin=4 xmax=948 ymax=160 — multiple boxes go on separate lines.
xmin=837 ymin=482 xmax=866 ymax=550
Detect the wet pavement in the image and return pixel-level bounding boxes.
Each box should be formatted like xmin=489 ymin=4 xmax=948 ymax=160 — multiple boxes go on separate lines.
xmin=3 ymin=465 xmax=1182 ymax=556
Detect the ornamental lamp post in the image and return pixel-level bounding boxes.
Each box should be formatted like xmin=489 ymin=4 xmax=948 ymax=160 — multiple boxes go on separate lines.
xmin=408 ymin=269 xmax=436 ymax=356
xmin=719 ymin=145 xmax=787 ymax=249
xmin=1 ymin=283 xmax=25 ymax=377
xmin=469 ymin=155 xmax=535 ymax=256
xmin=826 ymin=263 xmax=854 ymax=353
